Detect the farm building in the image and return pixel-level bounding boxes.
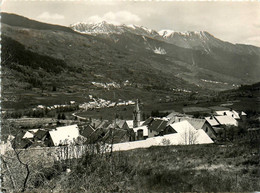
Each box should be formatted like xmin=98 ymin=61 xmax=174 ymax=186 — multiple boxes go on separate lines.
xmin=79 ymin=124 xmax=96 ymax=139
xmin=49 ymin=124 xmax=82 ymax=146
xmin=214 ymin=116 xmax=238 ymax=126
xmin=215 ymin=109 xmax=240 ymax=119
xmin=111 ymin=120 xmax=213 ymax=151
xmin=133 ymin=125 xmax=149 ymax=140
xmin=102 ymin=128 xmax=135 ymax=144
xmin=22 ymin=129 xmax=39 ymax=139
xmin=170 ymin=117 xmax=217 ymax=140
xmin=205 ymin=115 xmax=238 ymax=127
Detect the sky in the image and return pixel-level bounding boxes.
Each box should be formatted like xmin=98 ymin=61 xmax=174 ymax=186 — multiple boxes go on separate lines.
xmin=1 ymin=1 xmax=260 ymax=47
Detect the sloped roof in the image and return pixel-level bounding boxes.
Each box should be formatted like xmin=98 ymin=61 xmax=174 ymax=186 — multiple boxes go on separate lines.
xmin=178 ymin=117 xmax=206 ymax=130
xmin=116 ymin=120 xmax=126 ymax=129
xmin=34 ymin=129 xmax=48 ymax=140
xmin=103 ymin=128 xmax=129 ymax=144
xmin=126 ymin=120 xmax=133 ymax=128
xmin=23 ymin=131 xmax=35 ymax=139
xmin=142 ymin=117 xmax=154 ymax=126
xmin=149 ymin=119 xmax=168 ymax=132
xmin=169 ymin=120 xmax=213 ymax=144
xmin=22 ymin=129 xmax=39 ymax=139
xmin=133 ymin=125 xmax=149 ymax=136
xmin=167 ymin=117 xmax=175 ymax=125
xmin=170 ymin=120 xmax=196 ymax=136
xmin=90 ymin=119 xmax=102 ymax=128
xmin=214 ymin=116 xmax=238 ymax=126
xmin=49 ymin=124 xmax=80 ymax=146
xmin=19 ymin=138 xmax=33 ymax=149
xmin=79 ymin=125 xmax=95 ymax=138
xmin=205 ymin=116 xmax=220 ymax=127
xmin=241 ymin=111 xmax=247 ymax=116
xmin=96 ymin=120 xmax=110 ymax=129
xmin=111 ymin=123 xmax=213 ymax=151
xmin=215 ymin=110 xmax=240 ymax=119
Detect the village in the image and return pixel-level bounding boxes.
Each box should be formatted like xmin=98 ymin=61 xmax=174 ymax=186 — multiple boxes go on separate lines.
xmin=1 ymin=98 xmax=252 ymax=156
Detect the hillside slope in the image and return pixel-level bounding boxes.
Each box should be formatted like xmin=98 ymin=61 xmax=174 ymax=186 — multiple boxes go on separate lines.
xmin=1 ymin=13 xmax=260 ymax=110
xmin=72 ymin=21 xmax=260 ymax=84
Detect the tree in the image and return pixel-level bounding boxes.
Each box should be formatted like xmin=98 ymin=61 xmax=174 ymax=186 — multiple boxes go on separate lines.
xmin=61 ymin=113 xmax=66 ymax=120
xmin=52 ymin=85 xmax=57 ymax=92
xmin=181 ymin=128 xmax=198 ymax=145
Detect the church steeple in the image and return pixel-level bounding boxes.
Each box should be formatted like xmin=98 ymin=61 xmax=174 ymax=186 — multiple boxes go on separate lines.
xmin=133 ymin=99 xmax=141 ymax=128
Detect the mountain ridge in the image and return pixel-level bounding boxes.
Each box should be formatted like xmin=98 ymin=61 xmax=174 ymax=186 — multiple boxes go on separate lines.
xmin=1 ymin=13 xmax=260 ymax=96
xmin=71 ymin=21 xmax=260 ymax=55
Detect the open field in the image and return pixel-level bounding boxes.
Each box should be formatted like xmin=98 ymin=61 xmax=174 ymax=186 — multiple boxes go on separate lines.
xmin=6 ymin=141 xmax=259 ymax=192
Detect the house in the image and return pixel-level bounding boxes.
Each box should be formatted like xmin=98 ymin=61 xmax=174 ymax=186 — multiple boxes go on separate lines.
xmin=34 ymin=129 xmax=49 ymax=141
xmin=111 ymin=121 xmax=213 ymax=151
xmin=19 ymin=138 xmax=33 ymax=149
xmin=115 ymin=120 xmax=130 ymax=130
xmin=148 ymin=119 xmax=170 ymax=137
xmin=215 ymin=109 xmax=240 ymax=119
xmin=22 ymin=129 xmax=39 ymax=139
xmin=169 ymin=121 xmax=214 ymax=145
xmin=205 ymin=116 xmax=220 ymax=127
xmin=240 ymin=111 xmax=247 ymax=121
xmin=95 ymin=120 xmax=110 ymax=130
xmin=214 ymin=116 xmax=238 ymax=127
xmin=32 ymin=129 xmax=55 ymax=147
xmin=126 ymin=120 xmax=145 ymax=129
xmin=49 ymin=124 xmax=80 ymax=146
xmin=89 ymin=119 xmax=102 ymax=129
xmin=133 ymin=125 xmax=149 ymax=140
xmin=126 ymin=120 xmax=134 ymax=129
xmin=103 ymin=128 xmax=134 ymax=144
xmin=137 ymin=117 xmax=175 ymax=138
xmin=205 ymin=115 xmax=238 ymax=139
xmin=79 ymin=124 xmax=96 ymax=139
xmin=172 ymin=117 xmax=217 ymax=140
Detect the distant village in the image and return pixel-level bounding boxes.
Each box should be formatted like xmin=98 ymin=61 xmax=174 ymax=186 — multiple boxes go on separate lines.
xmin=1 ymin=98 xmax=253 ymax=155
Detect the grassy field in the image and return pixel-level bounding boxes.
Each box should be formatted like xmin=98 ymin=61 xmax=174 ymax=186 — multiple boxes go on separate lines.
xmin=6 ymin=140 xmax=259 ymax=192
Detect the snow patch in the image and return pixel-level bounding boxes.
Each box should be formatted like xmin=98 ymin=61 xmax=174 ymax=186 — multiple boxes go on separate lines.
xmin=158 ymin=29 xmax=175 ymax=37
xmin=201 ymin=79 xmax=228 ymax=85
xmin=153 ymin=47 xmax=167 ymax=55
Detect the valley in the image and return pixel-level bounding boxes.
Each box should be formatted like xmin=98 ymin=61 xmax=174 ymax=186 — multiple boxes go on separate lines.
xmin=1 ymin=12 xmax=260 ymax=193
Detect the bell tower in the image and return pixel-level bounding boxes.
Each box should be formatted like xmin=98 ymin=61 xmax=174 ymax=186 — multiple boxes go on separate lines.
xmin=133 ymin=99 xmax=141 ymax=128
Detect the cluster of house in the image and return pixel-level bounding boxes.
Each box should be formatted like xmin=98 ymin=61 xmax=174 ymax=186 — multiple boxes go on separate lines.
xmin=34 ymin=101 xmax=76 ymax=111
xmin=91 ymin=81 xmax=121 ymax=89
xmin=91 ymin=80 xmax=132 ymax=90
xmin=3 ymin=100 xmax=248 ymax=152
xmin=79 ymin=96 xmax=135 ymax=110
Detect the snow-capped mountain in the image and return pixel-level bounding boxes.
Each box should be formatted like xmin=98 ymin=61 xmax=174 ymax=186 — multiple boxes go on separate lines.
xmin=158 ymin=30 xmax=260 ymax=54
xmin=2 ymin=12 xmax=259 ymax=96
xmin=71 ymin=21 xmax=159 ymax=38
xmin=71 ymin=21 xmax=260 ymax=55
xmin=158 ymin=30 xmax=217 ymax=51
